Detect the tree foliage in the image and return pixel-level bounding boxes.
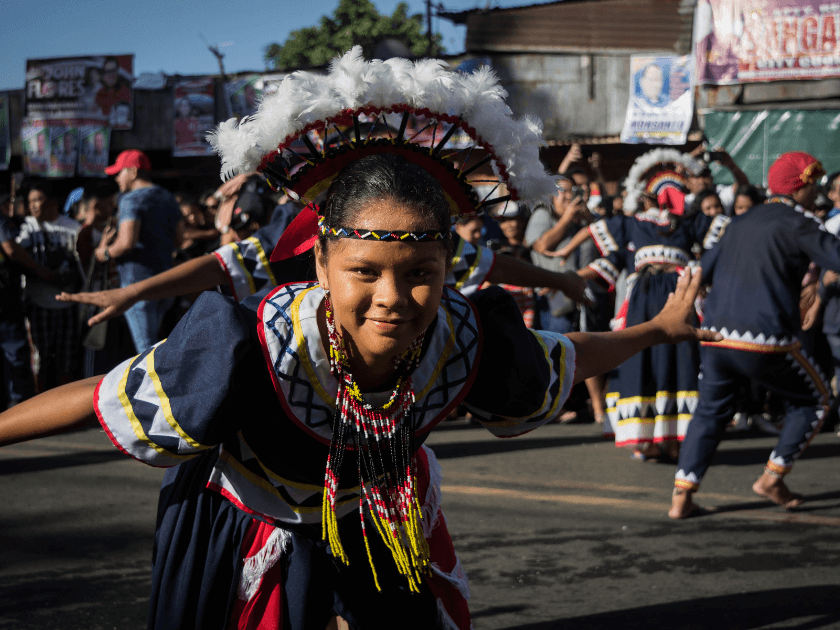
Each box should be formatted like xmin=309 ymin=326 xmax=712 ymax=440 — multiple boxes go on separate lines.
xmin=264 ymin=0 xmax=444 ymax=70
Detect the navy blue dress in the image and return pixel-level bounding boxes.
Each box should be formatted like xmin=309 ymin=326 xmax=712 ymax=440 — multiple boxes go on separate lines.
xmin=586 ymin=209 xmax=729 ymax=447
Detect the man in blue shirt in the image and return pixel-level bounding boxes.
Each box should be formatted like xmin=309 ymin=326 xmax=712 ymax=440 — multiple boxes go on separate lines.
xmin=98 ymin=150 xmax=183 ymax=353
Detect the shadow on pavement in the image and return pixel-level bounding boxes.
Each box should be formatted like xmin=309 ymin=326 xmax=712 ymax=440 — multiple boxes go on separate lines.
xmin=0 ymin=449 xmax=126 ymax=474
xmin=499 ymin=585 xmax=840 ymax=629
xmin=711 ymin=442 xmax=840 ymax=467
xmin=431 ymin=435 xmax=606 ymax=459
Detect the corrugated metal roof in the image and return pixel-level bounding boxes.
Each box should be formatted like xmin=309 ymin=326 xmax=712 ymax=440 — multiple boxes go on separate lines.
xmin=441 ymin=0 xmax=695 ymax=55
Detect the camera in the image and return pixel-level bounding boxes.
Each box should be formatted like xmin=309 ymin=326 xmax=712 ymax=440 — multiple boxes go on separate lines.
xmin=570 ymin=185 xmax=585 ymax=199
xmin=703 ymin=150 xmax=726 ymax=163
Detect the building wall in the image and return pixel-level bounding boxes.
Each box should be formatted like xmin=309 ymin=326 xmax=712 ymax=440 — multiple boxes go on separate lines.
xmin=485 ymin=53 xmax=632 ymax=140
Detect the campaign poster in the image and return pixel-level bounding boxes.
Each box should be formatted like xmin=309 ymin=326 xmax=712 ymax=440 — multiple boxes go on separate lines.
xmin=695 ymin=0 xmax=840 ymax=84
xmin=620 ymin=55 xmax=694 ymax=145
xmin=78 ymin=123 xmax=110 ymax=177
xmin=48 ymin=125 xmax=78 ymax=178
xmin=22 ymin=120 xmax=50 ymax=175
xmin=225 ymin=73 xmax=287 ymax=120
xmin=0 ymin=94 xmax=9 ymax=171
xmin=25 ymin=55 xmax=134 ymax=129
xmin=173 ymin=77 xmax=216 ymax=157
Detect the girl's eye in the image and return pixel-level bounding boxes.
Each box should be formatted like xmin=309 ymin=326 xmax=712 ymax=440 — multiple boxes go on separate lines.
xmin=352 ymin=267 xmax=377 ymax=277
xmin=409 ymin=269 xmax=432 ymax=280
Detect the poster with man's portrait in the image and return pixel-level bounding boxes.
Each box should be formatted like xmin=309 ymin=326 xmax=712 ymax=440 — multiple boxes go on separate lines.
xmin=49 ymin=125 xmax=78 ymax=177
xmin=78 ymin=123 xmax=110 ymax=177
xmin=25 ymin=55 xmax=134 ymax=130
xmin=173 ymin=78 xmax=216 ymax=157
xmin=621 ymin=55 xmax=694 ymax=145
xmin=22 ymin=120 xmax=50 ymax=175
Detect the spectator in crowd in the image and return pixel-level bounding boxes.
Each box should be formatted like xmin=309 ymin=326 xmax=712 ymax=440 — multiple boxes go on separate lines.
xmin=691 ymin=188 xmax=725 ymax=217
xmin=16 ymin=181 xmax=83 ymax=391
xmin=199 ymin=188 xmax=221 ymax=221
xmin=0 ymin=194 xmax=37 ymax=407
xmin=733 ymin=184 xmax=766 ymax=216
xmin=492 ymin=202 xmax=537 ymax=328
xmin=526 ymin=174 xmax=596 ymax=334
xmin=454 ymin=215 xmax=484 ymax=246
xmin=684 ymin=147 xmax=751 ymax=215
xmin=176 ymin=193 xmax=219 ymax=259
xmin=98 ymin=150 xmax=183 ymax=353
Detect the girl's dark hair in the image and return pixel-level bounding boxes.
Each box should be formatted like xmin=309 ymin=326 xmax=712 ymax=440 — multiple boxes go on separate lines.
xmin=689 ymin=187 xmax=721 ymax=217
xmin=735 ymin=184 xmax=765 ymax=207
xmin=319 ymin=153 xmax=451 ymax=251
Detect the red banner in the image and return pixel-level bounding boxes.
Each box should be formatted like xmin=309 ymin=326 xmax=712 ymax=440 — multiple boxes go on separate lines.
xmin=695 ymin=0 xmax=840 ymax=84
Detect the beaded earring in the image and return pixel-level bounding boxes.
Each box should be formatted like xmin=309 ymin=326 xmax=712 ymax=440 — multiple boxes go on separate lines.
xmin=321 ymin=290 xmax=430 ymax=592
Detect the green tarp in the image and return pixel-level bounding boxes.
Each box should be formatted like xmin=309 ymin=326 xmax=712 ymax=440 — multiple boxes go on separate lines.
xmin=703 ymin=109 xmax=840 ymax=186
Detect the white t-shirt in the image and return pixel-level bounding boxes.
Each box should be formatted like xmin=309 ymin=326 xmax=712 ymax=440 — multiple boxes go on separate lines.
xmin=16 ymin=215 xmax=82 ymax=309
xmin=685 ymin=183 xmax=736 ymax=215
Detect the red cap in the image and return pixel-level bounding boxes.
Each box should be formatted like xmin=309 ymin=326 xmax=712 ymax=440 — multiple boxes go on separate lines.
xmin=105 ymin=150 xmax=152 ymax=176
xmin=767 ymin=151 xmax=824 ymax=195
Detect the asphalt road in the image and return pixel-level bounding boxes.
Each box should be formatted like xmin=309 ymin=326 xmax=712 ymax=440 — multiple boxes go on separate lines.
xmin=1 ymin=420 xmax=839 ymax=629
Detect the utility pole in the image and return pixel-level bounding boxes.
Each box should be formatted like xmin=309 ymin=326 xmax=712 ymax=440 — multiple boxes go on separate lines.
xmin=426 ymin=0 xmax=433 ymax=56
xmin=199 ymin=33 xmax=228 ymax=81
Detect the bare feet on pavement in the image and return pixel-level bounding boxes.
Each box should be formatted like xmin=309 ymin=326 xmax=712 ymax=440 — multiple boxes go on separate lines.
xmin=752 ymin=472 xmax=804 ymax=509
xmin=668 ymin=488 xmax=702 ymax=519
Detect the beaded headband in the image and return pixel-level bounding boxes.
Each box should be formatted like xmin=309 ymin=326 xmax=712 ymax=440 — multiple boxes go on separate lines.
xmin=317 ymin=215 xmax=449 ymax=242
xmin=209 ymin=46 xmax=557 ymax=223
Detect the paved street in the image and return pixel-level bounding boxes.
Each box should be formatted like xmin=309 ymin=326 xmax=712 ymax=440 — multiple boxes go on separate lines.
xmin=1 ymin=420 xmax=839 ymax=629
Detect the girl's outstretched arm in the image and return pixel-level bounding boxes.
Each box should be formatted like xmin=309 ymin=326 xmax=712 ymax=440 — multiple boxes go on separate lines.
xmin=568 ymin=268 xmax=721 ymax=383
xmin=0 ymin=376 xmax=102 ymax=447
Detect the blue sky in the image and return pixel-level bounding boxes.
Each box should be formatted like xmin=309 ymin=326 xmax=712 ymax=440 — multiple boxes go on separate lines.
xmin=0 ymin=0 xmax=523 ymax=90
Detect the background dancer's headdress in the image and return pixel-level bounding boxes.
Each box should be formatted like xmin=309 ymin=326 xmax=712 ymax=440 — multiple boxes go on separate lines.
xmin=209 ymin=46 xmax=556 ymax=237
xmin=767 ymin=151 xmax=825 ymax=196
xmin=209 ymin=47 xmax=557 ymax=591
xmin=623 ymin=148 xmax=704 ymax=215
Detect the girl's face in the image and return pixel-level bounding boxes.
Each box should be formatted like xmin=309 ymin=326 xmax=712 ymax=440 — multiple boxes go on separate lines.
xmin=701 ymin=194 xmax=724 ymax=216
xmin=498 ymin=215 xmax=525 ymax=243
xmin=734 ymin=194 xmax=754 ymax=216
xmin=315 ymin=198 xmax=448 ymax=378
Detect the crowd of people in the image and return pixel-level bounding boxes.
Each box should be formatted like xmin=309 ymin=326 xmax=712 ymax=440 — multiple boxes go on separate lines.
xmin=0 ymin=48 xmax=838 ymax=629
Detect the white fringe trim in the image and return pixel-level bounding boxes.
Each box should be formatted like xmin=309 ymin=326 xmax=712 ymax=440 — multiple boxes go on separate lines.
xmin=209 ymin=46 xmax=557 ymax=206
xmin=237 ymin=527 xmax=293 ymax=602
xmin=421 ymin=444 xmax=444 ymax=539
xmin=432 ymin=555 xmax=471 ymax=601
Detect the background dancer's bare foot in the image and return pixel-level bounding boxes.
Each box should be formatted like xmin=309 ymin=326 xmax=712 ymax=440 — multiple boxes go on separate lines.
xmin=753 ymin=472 xmax=804 ymax=509
xmin=668 ymin=488 xmax=702 ymax=519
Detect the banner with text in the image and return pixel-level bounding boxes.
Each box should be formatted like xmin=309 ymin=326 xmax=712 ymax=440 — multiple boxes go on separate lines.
xmin=173 ymin=77 xmax=216 ymax=157
xmin=695 ymin=0 xmax=840 ymax=84
xmin=620 ymin=55 xmax=694 ymax=145
xmin=25 ymin=55 xmax=134 ymax=129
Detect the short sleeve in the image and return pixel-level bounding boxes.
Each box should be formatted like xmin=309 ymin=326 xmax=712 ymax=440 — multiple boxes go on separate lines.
xmin=94 ymin=291 xmax=265 ymax=466
xmin=589 ymin=215 xmax=627 ymax=257
xmin=586 ymin=256 xmax=623 ymax=291
xmin=691 ymin=213 xmax=730 ymax=250
xmin=446 ymin=236 xmax=496 ymax=297
xmin=463 ymin=287 xmax=576 ymax=437
xmin=118 ymin=192 xmax=142 ymax=224
xmin=214 ymin=236 xmax=278 ymax=301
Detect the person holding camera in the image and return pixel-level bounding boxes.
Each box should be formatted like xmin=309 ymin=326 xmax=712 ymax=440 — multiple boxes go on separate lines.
xmin=685 ymin=146 xmax=751 ymax=215
xmin=525 ymin=174 xmax=595 ymax=335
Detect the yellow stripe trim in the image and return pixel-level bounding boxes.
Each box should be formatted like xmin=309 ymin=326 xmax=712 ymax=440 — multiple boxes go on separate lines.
xmin=617 ymin=414 xmax=693 ymax=426
xmin=245 ymin=236 xmax=278 ymax=287
xmin=220 ymin=450 xmax=357 ymax=515
xmin=232 ymin=242 xmax=257 ymax=296
xmin=454 ymin=244 xmax=483 ymax=290
xmin=116 ymin=359 xmax=188 ymax=460
xmin=448 ymin=237 xmax=466 ymax=271
xmin=289 ymin=286 xmax=336 ymax=406
xmin=416 ymin=307 xmax=457 ymax=401
xmin=145 ymin=347 xmax=210 ymax=452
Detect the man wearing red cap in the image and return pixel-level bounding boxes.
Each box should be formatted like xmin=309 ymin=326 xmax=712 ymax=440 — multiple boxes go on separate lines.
xmin=97 ymin=150 xmax=182 ymax=353
xmin=670 ymin=151 xmax=840 ymax=519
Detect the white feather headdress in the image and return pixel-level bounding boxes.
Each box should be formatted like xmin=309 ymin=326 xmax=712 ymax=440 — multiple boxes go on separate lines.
xmin=622 ymin=148 xmax=705 ymax=214
xmin=208 ymin=46 xmax=556 ymax=218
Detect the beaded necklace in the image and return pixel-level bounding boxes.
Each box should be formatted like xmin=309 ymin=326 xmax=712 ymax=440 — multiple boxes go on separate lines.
xmin=321 ymin=292 xmax=430 ymax=592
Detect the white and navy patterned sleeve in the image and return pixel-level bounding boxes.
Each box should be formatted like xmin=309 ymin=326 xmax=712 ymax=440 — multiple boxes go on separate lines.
xmin=93 ymin=292 xmax=263 ymax=466
xmin=213 ymin=235 xmax=279 ymax=302
xmin=692 ymin=213 xmax=731 ymax=250
xmin=445 ymin=236 xmax=496 ymax=297
xmin=463 ymin=287 xmax=576 ymax=437
xmin=588 ymin=215 xmax=627 ymax=257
